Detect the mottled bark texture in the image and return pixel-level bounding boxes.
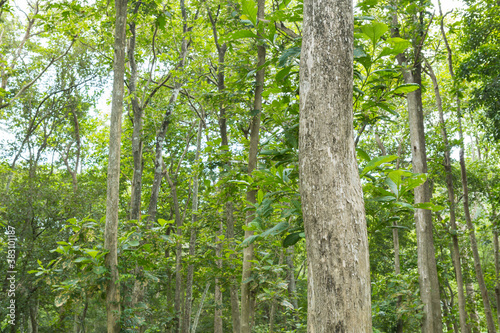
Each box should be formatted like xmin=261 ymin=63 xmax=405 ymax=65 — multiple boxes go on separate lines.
xmin=298 ymin=0 xmax=372 ymax=331
xmin=103 ymin=1 xmax=127 ymax=332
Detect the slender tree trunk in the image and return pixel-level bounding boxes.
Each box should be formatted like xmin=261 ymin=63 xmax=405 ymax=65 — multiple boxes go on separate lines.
xmin=393 ymin=6 xmax=442 ymax=330
xmin=494 ymin=228 xmax=500 ymax=328
xmin=466 ymin=283 xmax=481 ymax=333
xmin=437 ymin=2 xmax=496 ymax=329
xmin=426 ymin=61 xmax=469 ymax=333
xmin=29 ymin=299 xmax=38 ymax=333
xmin=181 ymin=120 xmax=203 ymax=333
xmin=226 ymin=202 xmax=240 ymax=333
xmin=240 ymin=0 xmax=266 ymax=331
xmin=286 ymin=247 xmax=298 ymax=310
xmin=299 ymin=0 xmax=372 ymax=330
xmin=269 ymin=251 xmax=284 ymax=333
xmin=191 ymin=282 xmax=210 ymax=333
xmin=128 ymin=18 xmax=144 ymax=222
xmin=214 ymin=219 xmax=224 ymax=333
xmin=393 ymin=220 xmax=404 ymax=333
xmin=104 ymin=1 xmax=127 ymax=332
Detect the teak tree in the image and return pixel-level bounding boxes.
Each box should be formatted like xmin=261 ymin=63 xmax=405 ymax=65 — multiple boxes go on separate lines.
xmin=298 ymin=0 xmax=372 ymax=330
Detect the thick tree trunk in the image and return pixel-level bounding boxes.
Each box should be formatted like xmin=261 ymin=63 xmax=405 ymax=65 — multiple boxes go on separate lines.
xmin=240 ymin=0 xmax=265 ymax=331
xmin=437 ymin=4 xmax=496 ymax=329
xmin=103 ymin=1 xmax=127 ymax=332
xmin=298 ymin=0 xmax=372 ymax=330
xmin=426 ymin=61 xmax=469 ymax=333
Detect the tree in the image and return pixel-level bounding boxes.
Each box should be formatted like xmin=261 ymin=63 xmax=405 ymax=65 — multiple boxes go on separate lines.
xmin=103 ymin=0 xmax=127 ymax=332
xmin=298 ymin=0 xmax=372 ymax=330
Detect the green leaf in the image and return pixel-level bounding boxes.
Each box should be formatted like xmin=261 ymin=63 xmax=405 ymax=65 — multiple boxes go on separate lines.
xmin=241 ymin=0 xmax=258 ymax=25
xmin=281 ymin=299 xmax=295 ymax=309
xmin=93 ymin=266 xmax=107 ymax=275
xmin=354 ymin=46 xmax=367 ymax=59
xmin=55 ymin=294 xmax=70 ymax=307
xmin=128 ymin=240 xmax=140 ymax=247
xmin=257 ymin=189 xmax=264 ymax=203
xmin=372 ymin=195 xmax=396 ymax=202
xmin=223 ymin=30 xmax=258 ymax=42
xmin=360 ymin=155 xmax=398 ymax=177
xmin=380 ymin=37 xmax=411 ymax=56
xmin=390 ymin=83 xmax=420 ymax=95
xmin=361 ymin=22 xmax=389 ymax=46
xmin=260 ymin=222 xmax=289 ymax=238
xmin=356 ymin=148 xmax=371 ymax=162
xmin=74 ymin=257 xmax=91 ymax=263
xmin=413 ymin=202 xmax=445 ymax=211
xmin=278 ymin=47 xmax=301 ymax=67
xmin=240 ymin=234 xmax=260 ymax=248
xmin=84 ymin=249 xmax=100 ymax=259
xmin=283 ymin=232 xmax=303 ymax=247
xmin=276 ymin=66 xmax=292 ymax=81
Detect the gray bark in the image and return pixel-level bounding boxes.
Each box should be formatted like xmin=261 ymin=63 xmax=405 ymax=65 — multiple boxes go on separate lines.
xmin=393 ymin=7 xmax=442 ymax=330
xmin=298 ymin=0 xmax=372 ymax=330
xmin=103 ymin=1 xmax=127 ymax=332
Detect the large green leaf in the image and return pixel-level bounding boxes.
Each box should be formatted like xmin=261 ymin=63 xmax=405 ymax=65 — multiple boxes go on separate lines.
xmin=241 ymin=0 xmax=258 ymax=25
xmin=361 ymin=22 xmax=389 ymax=46
xmin=360 ymin=155 xmax=398 ymax=177
xmin=390 ymin=83 xmax=420 ymax=95
xmin=260 ymin=222 xmax=289 ymax=238
xmin=283 ymin=232 xmax=304 ymax=247
xmin=413 ymin=202 xmax=445 ymax=211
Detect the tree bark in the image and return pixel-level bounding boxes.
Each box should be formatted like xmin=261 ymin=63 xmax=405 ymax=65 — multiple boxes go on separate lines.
xmin=298 ymin=0 xmax=372 ymax=330
xmin=393 ymin=7 xmax=443 ymax=331
xmin=103 ymin=1 xmax=127 ymax=332
xmin=426 ymin=61 xmax=469 ymax=333
xmin=214 ymin=219 xmax=224 ymax=333
xmin=128 ymin=17 xmax=144 ymax=222
xmin=494 ymin=228 xmax=500 ymax=328
xmin=181 ymin=119 xmax=203 ymax=333
xmin=240 ymin=0 xmax=266 ymax=331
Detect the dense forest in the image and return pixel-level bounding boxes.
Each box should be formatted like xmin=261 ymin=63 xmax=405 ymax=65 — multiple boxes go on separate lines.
xmin=1 ymin=0 xmax=500 ymax=331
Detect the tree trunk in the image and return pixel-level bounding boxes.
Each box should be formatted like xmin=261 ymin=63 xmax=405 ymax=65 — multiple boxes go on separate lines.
xmin=240 ymin=0 xmax=266 ymax=331
xmin=103 ymin=1 xmax=127 ymax=332
xmin=226 ymin=202 xmax=240 ymax=333
xmin=214 ymin=219 xmax=224 ymax=333
xmin=191 ymin=282 xmax=210 ymax=333
xmin=494 ymin=229 xmax=500 ymax=328
xmin=128 ymin=18 xmax=144 ymax=223
xmin=393 ymin=6 xmax=443 ymax=329
xmin=298 ymin=0 xmax=372 ymax=330
xmin=286 ymin=247 xmax=298 ymax=310
xmin=466 ymin=283 xmax=481 ymax=333
xmin=426 ymin=61 xmax=469 ymax=333
xmin=181 ymin=120 xmax=203 ymax=333
xmin=437 ymin=2 xmax=496 ymax=329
